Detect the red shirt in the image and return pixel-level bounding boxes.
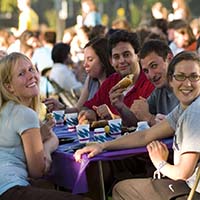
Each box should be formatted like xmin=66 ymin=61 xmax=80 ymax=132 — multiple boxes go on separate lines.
xmin=185 ymin=41 xmax=197 ymax=51
xmin=84 ymin=72 xmax=155 ymax=115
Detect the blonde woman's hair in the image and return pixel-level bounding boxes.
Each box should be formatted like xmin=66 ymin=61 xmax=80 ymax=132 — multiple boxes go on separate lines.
xmin=0 ymin=52 xmax=40 ymax=113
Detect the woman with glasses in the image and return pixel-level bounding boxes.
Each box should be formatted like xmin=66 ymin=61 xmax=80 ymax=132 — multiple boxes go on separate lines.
xmin=74 ymin=51 xmax=200 ymax=199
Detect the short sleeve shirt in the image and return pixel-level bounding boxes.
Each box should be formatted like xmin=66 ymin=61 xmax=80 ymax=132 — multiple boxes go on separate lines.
xmin=166 ymin=96 xmax=200 ymax=192
xmin=147 ymin=86 xmax=179 ymax=115
xmin=0 ymin=101 xmax=40 ymax=195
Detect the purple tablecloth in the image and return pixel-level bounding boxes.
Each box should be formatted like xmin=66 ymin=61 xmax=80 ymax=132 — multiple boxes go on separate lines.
xmin=47 ymin=125 xmax=173 ymax=194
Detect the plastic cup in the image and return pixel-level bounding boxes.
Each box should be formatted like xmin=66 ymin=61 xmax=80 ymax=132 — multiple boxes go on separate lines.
xmin=108 ymin=118 xmax=122 ymax=139
xmin=94 ymin=128 xmax=107 ymax=143
xmin=76 ymin=124 xmax=90 ymax=144
xmin=52 ymin=110 xmax=65 ymax=126
xmin=65 ymin=113 xmax=78 ymax=132
xmin=136 ymin=121 xmax=150 ymax=131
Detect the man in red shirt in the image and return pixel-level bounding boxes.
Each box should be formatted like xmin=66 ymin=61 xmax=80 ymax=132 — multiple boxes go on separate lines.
xmin=79 ymin=30 xmax=154 ymax=123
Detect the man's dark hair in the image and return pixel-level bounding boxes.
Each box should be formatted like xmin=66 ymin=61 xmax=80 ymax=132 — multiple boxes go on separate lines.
xmin=150 ymin=18 xmax=168 ymax=36
xmin=108 ymin=30 xmax=140 ymax=56
xmin=139 ymin=39 xmax=172 ymax=61
xmin=44 ymin=31 xmax=56 ymax=44
xmin=168 ymin=19 xmax=187 ymax=30
xmin=51 ymin=42 xmax=70 ymax=63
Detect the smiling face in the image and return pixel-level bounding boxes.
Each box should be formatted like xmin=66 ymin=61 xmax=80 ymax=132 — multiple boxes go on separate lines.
xmin=140 ymin=52 xmax=169 ymax=88
xmin=83 ymin=46 xmax=105 ymax=80
xmin=169 ymin=60 xmax=200 ymax=109
xmin=6 ymin=57 xmax=40 ymax=106
xmin=111 ymin=41 xmax=140 ymax=78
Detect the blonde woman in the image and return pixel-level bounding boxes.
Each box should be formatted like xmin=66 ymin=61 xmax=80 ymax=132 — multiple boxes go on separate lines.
xmin=0 ymin=52 xmax=87 ymax=200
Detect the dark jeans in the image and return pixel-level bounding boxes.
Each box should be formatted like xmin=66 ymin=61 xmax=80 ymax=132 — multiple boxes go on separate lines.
xmin=0 ymin=185 xmax=87 ymax=200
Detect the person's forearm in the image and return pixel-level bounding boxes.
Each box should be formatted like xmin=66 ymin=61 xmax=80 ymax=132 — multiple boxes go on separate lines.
xmin=43 ymin=131 xmax=59 ymax=153
xmin=117 ymin=104 xmax=138 ymax=127
xmin=101 ymin=129 xmax=149 ymax=151
xmin=158 ymin=162 xmax=190 ymax=180
xmin=40 ymin=122 xmax=52 ymax=142
xmin=65 ymin=107 xmax=79 ymax=113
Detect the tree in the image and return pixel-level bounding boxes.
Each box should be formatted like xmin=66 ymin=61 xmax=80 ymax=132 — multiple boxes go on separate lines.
xmin=0 ymin=0 xmax=17 ymax=12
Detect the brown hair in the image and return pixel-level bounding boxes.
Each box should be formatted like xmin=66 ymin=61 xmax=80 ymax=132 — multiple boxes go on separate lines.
xmin=167 ymin=51 xmax=200 ymax=82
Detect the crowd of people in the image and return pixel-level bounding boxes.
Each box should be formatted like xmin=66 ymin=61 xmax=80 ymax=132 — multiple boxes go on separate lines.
xmin=0 ymin=0 xmax=200 ymax=199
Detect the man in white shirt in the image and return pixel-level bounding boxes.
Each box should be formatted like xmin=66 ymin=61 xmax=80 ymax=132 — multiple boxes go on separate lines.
xmin=49 ymin=43 xmax=83 ymax=93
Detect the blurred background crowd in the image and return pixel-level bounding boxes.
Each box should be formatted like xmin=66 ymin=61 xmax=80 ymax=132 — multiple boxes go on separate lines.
xmin=0 ymin=0 xmax=199 ymax=106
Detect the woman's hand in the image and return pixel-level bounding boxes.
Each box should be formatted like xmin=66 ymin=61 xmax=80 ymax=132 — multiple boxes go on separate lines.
xmin=74 ymin=143 xmax=104 ymax=162
xmin=43 ymin=98 xmax=65 ymax=112
xmin=40 ymin=118 xmax=55 ymax=142
xmin=147 ymin=140 xmax=169 ymax=168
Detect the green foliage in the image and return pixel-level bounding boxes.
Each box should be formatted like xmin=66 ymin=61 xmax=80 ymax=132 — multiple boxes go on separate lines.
xmin=95 ymin=0 xmax=108 ymax=3
xmin=0 ymin=0 xmax=17 ymax=12
xmin=0 ymin=0 xmax=198 ymax=29
xmin=129 ymin=3 xmax=141 ymax=28
xmin=44 ymin=9 xmax=56 ymax=29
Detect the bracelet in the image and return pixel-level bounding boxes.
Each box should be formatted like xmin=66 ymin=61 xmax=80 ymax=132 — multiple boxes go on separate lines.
xmin=157 ymin=160 xmax=167 ymax=171
xmin=153 ymin=160 xmax=167 ymax=179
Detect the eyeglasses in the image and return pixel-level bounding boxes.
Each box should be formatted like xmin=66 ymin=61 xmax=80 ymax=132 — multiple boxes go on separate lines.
xmin=173 ymin=74 xmax=200 ymax=82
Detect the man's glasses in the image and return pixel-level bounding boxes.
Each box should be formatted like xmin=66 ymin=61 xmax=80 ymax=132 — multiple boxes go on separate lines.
xmin=173 ymin=74 xmax=200 ymax=82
